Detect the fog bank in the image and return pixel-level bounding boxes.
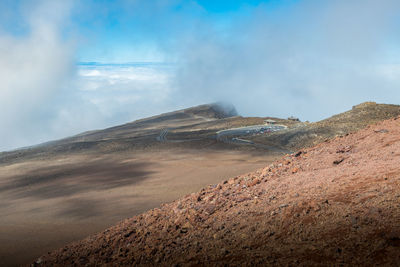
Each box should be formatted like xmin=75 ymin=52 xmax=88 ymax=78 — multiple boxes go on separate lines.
xmin=172 ymin=0 xmax=400 ymax=120
xmin=2 ymin=0 xmax=400 ymax=151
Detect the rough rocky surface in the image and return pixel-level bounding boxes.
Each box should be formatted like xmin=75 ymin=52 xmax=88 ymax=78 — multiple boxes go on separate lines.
xmin=0 ymin=103 xmax=277 ymax=165
xmin=252 ymin=102 xmax=400 ymax=151
xmin=33 ymin=116 xmax=400 ymax=266
xmin=1 ymin=103 xmax=281 ymax=267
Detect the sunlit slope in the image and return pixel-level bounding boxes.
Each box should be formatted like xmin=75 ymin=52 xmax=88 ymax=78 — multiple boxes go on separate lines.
xmin=34 ymin=114 xmax=400 ymax=266
xmin=0 ymin=103 xmax=263 ymax=164
xmin=250 ymin=102 xmax=400 ymax=151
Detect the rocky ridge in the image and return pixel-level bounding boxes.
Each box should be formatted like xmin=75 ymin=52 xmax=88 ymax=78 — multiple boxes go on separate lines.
xmin=34 ymin=116 xmax=400 ymax=266
xmin=253 ymin=102 xmax=400 ymax=151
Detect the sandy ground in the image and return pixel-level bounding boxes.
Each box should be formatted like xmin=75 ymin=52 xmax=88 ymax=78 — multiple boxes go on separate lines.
xmin=0 ymin=149 xmax=279 ymax=267
xmin=35 ymin=117 xmax=400 ymax=266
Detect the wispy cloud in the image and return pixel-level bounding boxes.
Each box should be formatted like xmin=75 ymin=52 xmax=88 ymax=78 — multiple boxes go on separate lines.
xmin=74 ymin=63 xmax=177 ymax=126
xmin=172 ymin=0 xmax=400 ymax=121
xmin=0 ymin=0 xmax=76 ymax=151
xmin=2 ymin=0 xmax=400 ymax=151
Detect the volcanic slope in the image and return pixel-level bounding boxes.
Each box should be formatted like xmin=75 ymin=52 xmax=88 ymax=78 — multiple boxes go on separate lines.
xmin=1 ymin=103 xmax=288 ymax=267
xmin=35 ymin=116 xmax=400 ymax=266
xmin=3 ymin=102 xmax=400 ymax=266
xmin=250 ymin=101 xmax=400 ymax=151
xmin=0 ymin=103 xmax=242 ymax=163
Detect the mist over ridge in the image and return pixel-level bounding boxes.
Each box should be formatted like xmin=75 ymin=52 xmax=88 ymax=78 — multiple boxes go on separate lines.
xmin=1 ymin=0 xmax=400 ymax=151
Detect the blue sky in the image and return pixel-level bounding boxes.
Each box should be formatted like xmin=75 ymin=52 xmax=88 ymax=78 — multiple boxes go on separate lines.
xmin=71 ymin=0 xmax=298 ymax=62
xmin=1 ymin=0 xmax=400 ymax=151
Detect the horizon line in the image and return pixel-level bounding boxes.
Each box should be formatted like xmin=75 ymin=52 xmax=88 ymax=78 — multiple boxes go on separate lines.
xmin=77 ymin=61 xmax=174 ymax=66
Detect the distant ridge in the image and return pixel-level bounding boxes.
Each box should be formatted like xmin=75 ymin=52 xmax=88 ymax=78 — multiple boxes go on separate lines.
xmin=252 ymin=102 xmax=400 ymax=151
xmin=182 ymin=102 xmax=238 ymax=119
xmin=78 ymin=62 xmax=172 ymax=67
xmin=0 ymin=103 xmax=240 ymax=163
xmin=3 ymin=101 xmax=400 ymax=164
xmin=34 ymin=114 xmax=400 ymax=266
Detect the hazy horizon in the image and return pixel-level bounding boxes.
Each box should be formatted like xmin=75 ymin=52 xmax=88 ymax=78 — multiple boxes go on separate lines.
xmin=2 ymin=0 xmax=400 ymax=151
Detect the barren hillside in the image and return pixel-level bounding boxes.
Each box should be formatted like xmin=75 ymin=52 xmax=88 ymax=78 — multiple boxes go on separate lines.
xmin=2 ymin=102 xmax=400 ymax=266
xmin=0 ymin=103 xmax=282 ymax=267
xmin=0 ymin=103 xmax=264 ymax=165
xmin=34 ymin=116 xmax=400 ymax=266
xmin=251 ymin=102 xmax=400 ymax=151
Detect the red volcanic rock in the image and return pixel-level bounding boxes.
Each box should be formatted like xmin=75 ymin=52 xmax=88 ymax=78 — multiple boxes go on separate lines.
xmin=33 ymin=117 xmax=400 ymax=266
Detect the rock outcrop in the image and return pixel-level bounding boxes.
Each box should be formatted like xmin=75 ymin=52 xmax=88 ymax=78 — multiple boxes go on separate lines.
xmin=34 ymin=116 xmax=400 ymax=266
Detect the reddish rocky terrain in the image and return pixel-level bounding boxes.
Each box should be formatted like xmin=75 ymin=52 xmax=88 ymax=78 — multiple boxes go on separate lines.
xmin=0 ymin=104 xmax=281 ymax=267
xmin=34 ymin=116 xmax=400 ymax=266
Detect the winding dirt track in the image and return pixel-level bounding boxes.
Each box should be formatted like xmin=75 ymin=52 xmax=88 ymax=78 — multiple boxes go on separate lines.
xmin=156 ymin=129 xmax=169 ymax=142
xmin=34 ymin=117 xmax=400 ymax=266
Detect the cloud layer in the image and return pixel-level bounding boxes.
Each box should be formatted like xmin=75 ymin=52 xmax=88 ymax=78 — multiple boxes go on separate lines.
xmin=0 ymin=0 xmax=76 ymax=151
xmin=172 ymin=0 xmax=400 ymax=120
xmin=2 ymin=0 xmax=400 ymax=151
xmin=75 ymin=63 xmax=177 ymax=127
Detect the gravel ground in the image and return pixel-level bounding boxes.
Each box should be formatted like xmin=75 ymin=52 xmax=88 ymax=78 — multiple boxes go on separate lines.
xmin=33 ymin=116 xmax=400 ymax=266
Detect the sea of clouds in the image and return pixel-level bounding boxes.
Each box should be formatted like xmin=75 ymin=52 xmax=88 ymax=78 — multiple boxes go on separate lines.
xmin=75 ymin=62 xmax=178 ymax=127
xmin=2 ymin=61 xmax=181 ymax=151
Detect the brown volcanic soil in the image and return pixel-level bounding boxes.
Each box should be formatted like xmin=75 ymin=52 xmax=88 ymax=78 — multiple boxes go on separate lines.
xmin=0 ymin=103 xmax=281 ymax=165
xmin=1 ymin=103 xmax=287 ymax=266
xmin=35 ymin=116 xmax=400 ymax=266
xmin=0 ymin=149 xmax=277 ymax=267
xmin=251 ymin=102 xmax=400 ymax=151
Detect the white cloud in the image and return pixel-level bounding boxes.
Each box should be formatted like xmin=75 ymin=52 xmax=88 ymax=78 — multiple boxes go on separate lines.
xmin=2 ymin=0 xmax=400 ymax=151
xmin=0 ymin=0 xmax=76 ymax=151
xmin=73 ymin=63 xmax=176 ymax=127
xmin=0 ymin=1 xmax=180 ymax=152
xmin=172 ymin=0 xmax=400 ymax=121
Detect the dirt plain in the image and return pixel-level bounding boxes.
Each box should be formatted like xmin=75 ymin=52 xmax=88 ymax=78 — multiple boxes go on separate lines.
xmin=0 ymin=104 xmax=284 ymax=267
xmin=0 ymin=149 xmax=279 ymax=267
xmin=1 ymin=102 xmax=400 ymax=266
xmin=34 ymin=115 xmax=400 ymax=266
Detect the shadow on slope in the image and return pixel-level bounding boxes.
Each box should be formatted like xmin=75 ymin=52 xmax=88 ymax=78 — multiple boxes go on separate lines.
xmin=0 ymin=159 xmax=154 ymax=200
